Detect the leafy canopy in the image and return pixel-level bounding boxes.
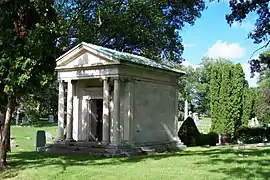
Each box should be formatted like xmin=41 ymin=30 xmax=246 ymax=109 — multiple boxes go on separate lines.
xmin=55 ymin=0 xmax=205 ymax=62
xmin=0 ymin=0 xmax=58 ymax=97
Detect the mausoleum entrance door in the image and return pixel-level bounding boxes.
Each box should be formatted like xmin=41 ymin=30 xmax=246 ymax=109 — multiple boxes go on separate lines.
xmin=88 ymin=99 xmax=103 ymax=141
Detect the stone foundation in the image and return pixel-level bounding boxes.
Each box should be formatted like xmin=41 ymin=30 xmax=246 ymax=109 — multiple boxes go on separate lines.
xmin=40 ymin=140 xmax=186 ymax=157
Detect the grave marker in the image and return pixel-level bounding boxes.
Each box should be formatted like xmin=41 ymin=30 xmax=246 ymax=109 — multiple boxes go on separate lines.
xmin=36 ymin=130 xmax=46 ymax=152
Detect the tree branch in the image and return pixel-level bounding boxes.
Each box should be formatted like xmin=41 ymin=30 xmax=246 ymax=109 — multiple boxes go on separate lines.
xmin=249 ymin=40 xmax=270 ymax=59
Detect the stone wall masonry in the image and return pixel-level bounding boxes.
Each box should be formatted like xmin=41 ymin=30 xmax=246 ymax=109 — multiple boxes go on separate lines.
xmin=133 ymin=80 xmax=176 ymax=144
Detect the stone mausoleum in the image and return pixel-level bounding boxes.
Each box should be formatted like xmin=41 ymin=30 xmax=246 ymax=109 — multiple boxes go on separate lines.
xmin=45 ymin=42 xmax=185 ymax=156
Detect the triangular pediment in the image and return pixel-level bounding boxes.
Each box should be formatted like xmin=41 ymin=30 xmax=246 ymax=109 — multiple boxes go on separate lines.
xmin=56 ymin=43 xmax=119 ymax=70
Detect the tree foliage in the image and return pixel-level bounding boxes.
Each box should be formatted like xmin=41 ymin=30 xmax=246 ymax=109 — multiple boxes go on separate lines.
xmin=210 ymin=64 xmax=222 ymax=133
xmin=242 ymin=86 xmax=257 ymax=126
xmin=55 ymin=0 xmax=205 ymax=62
xmin=0 ymin=0 xmax=58 ymax=168
xmin=210 ymin=63 xmax=246 ymax=136
xmin=249 ymin=49 xmax=270 ymax=76
xmin=0 ymin=0 xmax=209 ymax=168
xmin=230 ymin=64 xmax=245 ymax=130
xmin=219 ymin=64 xmax=233 ymax=134
xmin=181 ymin=58 xmax=232 ymax=116
xmin=225 ymin=0 xmax=270 ymax=45
xmin=256 ymin=78 xmax=270 ymax=126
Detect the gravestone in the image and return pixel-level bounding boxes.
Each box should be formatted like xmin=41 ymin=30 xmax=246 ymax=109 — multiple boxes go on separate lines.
xmin=36 ymin=130 xmax=46 ymax=152
xmin=188 ymin=111 xmax=192 ymax=117
xmin=11 ymin=139 xmax=17 ymax=148
xmin=248 ymin=117 xmax=260 ymax=127
xmin=45 ymin=132 xmax=52 ymax=142
xmin=21 ymin=116 xmax=29 ymax=125
xmin=193 ymin=113 xmax=200 ymax=126
xmin=48 ymin=115 xmax=54 ymax=123
xmin=184 ymin=100 xmax=188 ymax=120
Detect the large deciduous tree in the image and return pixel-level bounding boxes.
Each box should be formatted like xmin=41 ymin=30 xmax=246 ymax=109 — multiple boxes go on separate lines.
xmin=0 ymin=0 xmax=208 ymax=168
xmin=0 ymin=0 xmax=57 ymax=168
xmin=55 ymin=0 xmax=205 ymax=62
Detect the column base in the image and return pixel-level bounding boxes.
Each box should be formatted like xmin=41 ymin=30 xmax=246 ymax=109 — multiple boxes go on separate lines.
xmin=102 ymin=141 xmax=109 ymax=145
xmin=56 ymin=137 xmax=64 ymax=142
xmin=64 ymin=138 xmax=75 ymax=143
xmin=171 ymin=137 xmax=186 ymax=150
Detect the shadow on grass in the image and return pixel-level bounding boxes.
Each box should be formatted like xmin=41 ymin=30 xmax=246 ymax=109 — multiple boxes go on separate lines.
xmin=195 ymin=147 xmax=270 ymax=180
xmin=31 ymin=122 xmax=58 ymax=128
xmin=1 ymin=146 xmax=269 ymax=179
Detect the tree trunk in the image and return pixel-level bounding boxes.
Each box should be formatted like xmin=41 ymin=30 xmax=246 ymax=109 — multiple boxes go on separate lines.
xmin=0 ymin=96 xmax=14 ymax=169
xmin=15 ymin=107 xmax=19 ymax=126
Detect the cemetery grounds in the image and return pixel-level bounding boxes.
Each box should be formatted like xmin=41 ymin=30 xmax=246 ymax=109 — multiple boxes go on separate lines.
xmin=0 ymin=119 xmax=269 ymax=180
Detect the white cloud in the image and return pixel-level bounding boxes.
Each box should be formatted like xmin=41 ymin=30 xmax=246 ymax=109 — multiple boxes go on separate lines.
xmin=206 ymin=40 xmax=246 ymax=59
xmin=241 ymin=62 xmax=259 ymax=87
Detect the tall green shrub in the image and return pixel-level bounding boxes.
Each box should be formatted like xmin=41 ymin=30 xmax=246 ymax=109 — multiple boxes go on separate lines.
xmin=230 ymin=64 xmax=245 ymax=131
xmin=210 ymin=65 xmax=222 ymax=133
xmin=210 ymin=63 xmax=247 ymax=136
xmin=219 ymin=64 xmax=233 ymax=134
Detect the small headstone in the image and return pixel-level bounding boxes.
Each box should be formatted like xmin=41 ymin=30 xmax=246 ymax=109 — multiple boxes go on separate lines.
xmin=48 ymin=115 xmax=54 ymax=123
xmin=248 ymin=117 xmax=260 ymax=127
xmin=21 ymin=117 xmax=29 ymax=125
xmin=188 ymin=111 xmax=192 ymax=117
xmin=45 ymin=132 xmax=52 ymax=142
xmin=11 ymin=139 xmax=17 ymax=148
xmin=36 ymin=130 xmax=46 ymax=152
xmin=193 ymin=113 xmax=200 ymax=125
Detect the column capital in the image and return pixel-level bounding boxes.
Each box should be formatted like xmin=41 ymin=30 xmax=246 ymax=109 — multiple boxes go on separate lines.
xmin=71 ymin=80 xmax=77 ymax=84
xmin=110 ymin=76 xmax=134 ymax=82
xmin=58 ymin=79 xmax=65 ymax=83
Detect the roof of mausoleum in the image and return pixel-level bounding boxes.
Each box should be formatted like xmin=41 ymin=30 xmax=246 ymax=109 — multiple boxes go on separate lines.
xmin=56 ymin=42 xmax=185 ymax=75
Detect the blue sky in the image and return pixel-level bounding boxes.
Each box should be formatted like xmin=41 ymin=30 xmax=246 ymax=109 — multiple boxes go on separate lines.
xmin=180 ymin=1 xmax=266 ymax=87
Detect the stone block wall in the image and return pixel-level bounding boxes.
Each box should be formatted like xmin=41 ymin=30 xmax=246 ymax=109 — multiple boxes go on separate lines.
xmin=132 ymin=80 xmax=176 ymax=144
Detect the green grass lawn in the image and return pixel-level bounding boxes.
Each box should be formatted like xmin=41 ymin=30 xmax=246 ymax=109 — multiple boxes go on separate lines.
xmin=1 ymin=124 xmax=270 ymax=180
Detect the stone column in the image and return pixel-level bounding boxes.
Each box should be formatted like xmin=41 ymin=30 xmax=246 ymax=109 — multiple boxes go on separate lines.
xmin=57 ymin=80 xmax=65 ymax=141
xmin=66 ymin=80 xmax=75 ymax=141
xmin=175 ymin=89 xmax=180 ymax=138
xmin=112 ymin=78 xmax=120 ymax=145
xmin=184 ymin=99 xmax=188 ymax=120
xmin=123 ymin=80 xmax=134 ymax=143
xmin=102 ymin=78 xmax=110 ymax=144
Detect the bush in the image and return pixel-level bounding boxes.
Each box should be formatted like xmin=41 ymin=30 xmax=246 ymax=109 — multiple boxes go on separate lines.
xmin=178 ymin=117 xmax=200 ymax=147
xmin=266 ymin=127 xmax=270 ymax=142
xmin=207 ymin=132 xmax=219 ymax=146
xmin=198 ymin=132 xmax=219 ymax=146
xmin=236 ymin=127 xmax=266 ymax=144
